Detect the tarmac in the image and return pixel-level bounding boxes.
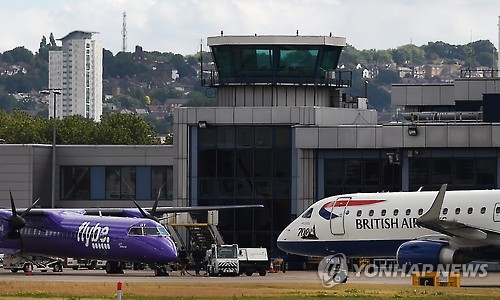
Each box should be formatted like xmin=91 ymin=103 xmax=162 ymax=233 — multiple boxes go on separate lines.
xmin=1 ymin=268 xmax=499 ymax=287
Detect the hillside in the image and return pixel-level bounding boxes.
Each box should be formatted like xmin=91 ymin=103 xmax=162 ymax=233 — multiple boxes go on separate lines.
xmin=0 ymin=36 xmax=497 ymax=129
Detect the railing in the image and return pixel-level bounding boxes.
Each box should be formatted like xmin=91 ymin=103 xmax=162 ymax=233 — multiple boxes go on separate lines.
xmin=203 ymin=69 xmax=352 ymax=88
xmin=460 ymin=69 xmax=499 ymax=78
xmin=401 ymin=111 xmax=483 ymax=123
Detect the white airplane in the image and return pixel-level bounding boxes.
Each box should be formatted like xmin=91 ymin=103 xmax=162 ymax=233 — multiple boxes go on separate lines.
xmin=277 ymin=184 xmax=500 ymax=268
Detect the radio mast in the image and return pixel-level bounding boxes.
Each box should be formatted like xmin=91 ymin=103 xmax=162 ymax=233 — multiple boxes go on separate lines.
xmin=122 ymin=12 xmax=127 ymax=52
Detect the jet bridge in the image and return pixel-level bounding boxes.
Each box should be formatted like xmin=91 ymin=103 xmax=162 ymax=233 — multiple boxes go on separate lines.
xmin=163 ymin=210 xmax=224 ymax=252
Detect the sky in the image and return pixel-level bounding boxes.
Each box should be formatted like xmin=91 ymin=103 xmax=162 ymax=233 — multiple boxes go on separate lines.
xmin=1 ymin=0 xmax=500 ymax=56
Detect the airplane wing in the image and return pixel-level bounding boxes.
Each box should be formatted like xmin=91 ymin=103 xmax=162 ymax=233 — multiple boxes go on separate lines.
xmin=82 ymin=204 xmax=264 ymax=217
xmin=416 ymin=184 xmax=500 ymax=241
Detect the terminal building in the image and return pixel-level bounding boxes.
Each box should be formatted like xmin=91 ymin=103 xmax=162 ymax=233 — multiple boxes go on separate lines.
xmin=2 ymin=34 xmax=500 ymax=252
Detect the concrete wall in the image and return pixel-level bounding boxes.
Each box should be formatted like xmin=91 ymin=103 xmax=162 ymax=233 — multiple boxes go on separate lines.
xmin=0 ymin=145 xmax=174 ymax=209
xmin=392 ymin=84 xmax=455 ymax=107
xmin=0 ymin=145 xmax=51 ymax=208
xmin=295 ymin=123 xmax=500 ymax=149
xmin=454 ymin=78 xmax=500 ymax=101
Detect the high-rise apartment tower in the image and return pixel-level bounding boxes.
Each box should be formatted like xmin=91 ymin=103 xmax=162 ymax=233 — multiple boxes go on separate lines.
xmin=49 ymin=31 xmax=103 ymax=121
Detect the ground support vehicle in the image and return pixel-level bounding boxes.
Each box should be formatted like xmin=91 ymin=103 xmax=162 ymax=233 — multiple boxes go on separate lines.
xmin=206 ymin=244 xmax=239 ymax=276
xmin=66 ymin=258 xmax=106 ymax=270
xmin=3 ymin=254 xmax=63 ymax=273
xmin=238 ymin=247 xmax=268 ymax=276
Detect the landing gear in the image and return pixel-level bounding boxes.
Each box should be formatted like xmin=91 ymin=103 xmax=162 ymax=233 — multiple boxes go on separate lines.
xmin=105 ymin=261 xmax=124 ymax=274
xmin=154 ymin=265 xmax=169 ymax=277
xmin=52 ymin=262 xmax=63 ymax=272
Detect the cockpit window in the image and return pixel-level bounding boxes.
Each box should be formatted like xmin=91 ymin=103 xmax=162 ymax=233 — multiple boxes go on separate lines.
xmin=302 ymin=208 xmax=313 ymax=218
xmin=143 ymin=227 xmax=161 ymax=236
xmin=128 ymin=227 xmax=143 ymax=236
xmin=128 ymin=226 xmax=169 ymax=236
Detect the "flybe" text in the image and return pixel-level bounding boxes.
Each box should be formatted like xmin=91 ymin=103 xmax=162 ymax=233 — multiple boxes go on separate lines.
xmin=355 ymin=217 xmax=420 ymax=230
xmin=77 ymin=222 xmax=111 ymax=250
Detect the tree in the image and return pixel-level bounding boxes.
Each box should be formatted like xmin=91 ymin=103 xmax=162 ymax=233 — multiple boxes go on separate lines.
xmin=0 ymin=93 xmax=17 ymax=113
xmin=3 ymin=47 xmax=34 ymax=64
xmin=373 ymin=69 xmax=402 ymax=85
xmin=49 ymin=33 xmax=57 ymax=47
xmin=150 ymin=87 xmax=183 ymax=104
xmin=57 ymin=115 xmax=98 ymax=144
xmin=0 ymin=110 xmax=50 ymax=144
xmin=391 ymin=44 xmax=425 ymax=65
xmin=0 ymin=110 xmax=160 ymax=145
xmin=96 ymin=113 xmax=160 ymax=145
xmin=184 ymin=91 xmax=216 ymax=107
xmin=39 ymin=36 xmax=47 ymax=50
xmin=111 ymin=94 xmax=142 ymax=109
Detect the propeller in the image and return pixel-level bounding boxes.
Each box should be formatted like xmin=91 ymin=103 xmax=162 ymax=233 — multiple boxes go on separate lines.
xmin=132 ymin=184 xmax=165 ymax=223
xmin=1 ymin=191 xmax=40 ymax=239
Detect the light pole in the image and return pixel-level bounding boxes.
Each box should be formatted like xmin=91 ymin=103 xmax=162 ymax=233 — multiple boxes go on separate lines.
xmin=41 ymin=89 xmax=61 ymax=208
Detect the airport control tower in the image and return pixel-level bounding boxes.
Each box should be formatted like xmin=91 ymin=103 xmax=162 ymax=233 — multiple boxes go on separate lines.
xmin=174 ymin=34 xmax=377 ymax=251
xmin=205 ymin=34 xmax=353 ymax=107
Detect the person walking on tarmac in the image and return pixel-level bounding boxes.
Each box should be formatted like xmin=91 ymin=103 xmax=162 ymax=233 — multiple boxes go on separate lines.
xmin=192 ymin=245 xmax=205 ymax=276
xmin=178 ymin=246 xmax=189 ymax=275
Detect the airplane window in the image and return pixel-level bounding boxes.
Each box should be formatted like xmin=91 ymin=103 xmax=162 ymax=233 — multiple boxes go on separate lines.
xmin=357 ymin=210 xmax=362 ymax=217
xmin=143 ymin=227 xmax=161 ymax=236
xmin=157 ymin=226 xmax=170 ymax=236
xmin=455 ymin=208 xmax=461 ymax=214
xmin=302 ymin=208 xmax=313 ymax=218
xmin=481 ymin=207 xmax=486 ymax=214
xmin=442 ymin=208 xmax=448 ymax=215
xmin=128 ymin=227 xmax=143 ymax=236
xmin=405 ymin=209 xmax=411 ymax=216
xmin=467 ymin=207 xmax=473 ymax=214
xmin=393 ymin=209 xmax=399 ymax=216
xmin=369 ymin=210 xmax=374 ymax=217
xmin=496 ymin=207 xmax=500 ymax=214
xmin=381 ymin=209 xmax=386 ymax=216
xmin=418 ymin=208 xmax=423 ymax=215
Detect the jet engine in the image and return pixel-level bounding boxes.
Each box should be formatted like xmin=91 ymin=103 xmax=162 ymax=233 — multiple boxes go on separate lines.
xmin=396 ymin=240 xmax=470 ymax=272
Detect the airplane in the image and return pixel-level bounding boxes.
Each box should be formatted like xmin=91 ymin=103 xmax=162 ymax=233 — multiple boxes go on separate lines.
xmin=0 ymin=192 xmax=262 ymax=276
xmin=277 ymin=184 xmax=500 ymax=272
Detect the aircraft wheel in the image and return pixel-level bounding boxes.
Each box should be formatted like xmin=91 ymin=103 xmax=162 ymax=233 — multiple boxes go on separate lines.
xmin=105 ymin=261 xmax=124 ymax=274
xmin=89 ymin=261 xmax=97 ymax=270
xmin=53 ymin=263 xmax=63 ymax=272
xmin=154 ymin=266 xmax=168 ymax=276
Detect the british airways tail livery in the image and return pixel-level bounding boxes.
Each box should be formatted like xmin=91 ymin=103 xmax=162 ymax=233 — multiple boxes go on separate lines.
xmin=277 ymin=184 xmax=500 ymax=269
xmin=0 ymin=192 xmax=262 ymax=276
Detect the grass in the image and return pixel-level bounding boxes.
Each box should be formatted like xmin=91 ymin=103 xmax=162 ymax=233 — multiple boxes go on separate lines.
xmin=0 ymin=281 xmax=499 ymax=299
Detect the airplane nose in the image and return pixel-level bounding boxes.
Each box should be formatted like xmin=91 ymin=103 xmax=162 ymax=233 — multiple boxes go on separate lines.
xmin=167 ymin=237 xmax=178 ymax=260
xmin=276 ymin=228 xmax=294 ymax=252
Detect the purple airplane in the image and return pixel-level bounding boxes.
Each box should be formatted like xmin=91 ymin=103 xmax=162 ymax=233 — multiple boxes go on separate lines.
xmin=0 ymin=192 xmax=262 ymax=276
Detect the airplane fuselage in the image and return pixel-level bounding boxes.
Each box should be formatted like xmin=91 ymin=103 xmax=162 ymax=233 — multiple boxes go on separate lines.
xmin=277 ymin=189 xmax=500 ymax=257
xmin=0 ymin=210 xmax=177 ymax=264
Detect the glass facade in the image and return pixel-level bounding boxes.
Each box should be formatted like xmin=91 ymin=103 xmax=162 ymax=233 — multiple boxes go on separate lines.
xmin=323 ymin=155 xmax=401 ymax=196
xmin=409 ymin=157 xmax=496 ymax=191
xmin=61 ymin=166 xmax=90 ymax=200
xmin=196 ymin=126 xmax=292 ymax=251
xmin=106 ymin=166 xmax=136 ymax=199
xmin=322 ymin=151 xmax=498 ymax=197
xmin=211 ymin=45 xmax=342 ymax=85
xmin=60 ymin=166 xmax=173 ymax=200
